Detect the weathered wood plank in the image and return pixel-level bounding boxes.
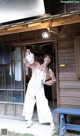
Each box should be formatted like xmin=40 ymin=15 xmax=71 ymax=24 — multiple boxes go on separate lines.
xmin=59 ymin=81 xmax=80 ymax=88
xmin=6 ymin=104 xmax=15 ymax=115
xmin=60 ymin=104 xmax=80 ymax=109
xmin=15 ymin=105 xmax=23 ymax=116
xmin=52 ymin=14 xmax=80 ymax=27
xmin=59 ymin=49 xmax=74 ymax=54
xmin=59 ymin=52 xmax=74 ymax=57
xmin=59 ymin=73 xmax=77 ymax=80
xmin=74 ymin=36 xmax=80 ymax=78
xmin=60 ymin=89 xmax=80 ymax=97
xmin=60 ymin=97 xmax=80 ymax=105
xmin=59 ymin=43 xmax=74 ymax=50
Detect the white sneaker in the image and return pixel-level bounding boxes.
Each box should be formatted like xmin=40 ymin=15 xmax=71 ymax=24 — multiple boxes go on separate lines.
xmin=26 ymin=121 xmax=33 ymax=128
xmin=50 ymin=122 xmax=55 ymax=130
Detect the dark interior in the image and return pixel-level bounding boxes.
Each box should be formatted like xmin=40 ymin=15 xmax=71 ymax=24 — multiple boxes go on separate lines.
xmin=25 ymin=42 xmax=56 ymax=101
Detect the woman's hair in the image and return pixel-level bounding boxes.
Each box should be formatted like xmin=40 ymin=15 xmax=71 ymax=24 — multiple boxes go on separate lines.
xmin=39 ymin=53 xmax=53 ymax=68
xmin=44 ymin=54 xmax=52 ymax=61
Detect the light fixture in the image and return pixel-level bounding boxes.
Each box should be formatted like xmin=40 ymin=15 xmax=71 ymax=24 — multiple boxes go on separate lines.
xmin=42 ymin=27 xmax=58 ymax=39
xmin=42 ymin=31 xmax=51 ymax=39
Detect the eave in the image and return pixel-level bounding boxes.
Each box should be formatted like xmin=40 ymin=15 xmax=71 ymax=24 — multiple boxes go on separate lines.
xmin=0 ymin=11 xmax=80 ymax=36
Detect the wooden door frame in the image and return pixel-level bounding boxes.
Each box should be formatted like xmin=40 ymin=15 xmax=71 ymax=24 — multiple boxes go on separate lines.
xmin=54 ymin=37 xmax=59 ymax=107
xmin=23 ymin=39 xmax=59 ymax=106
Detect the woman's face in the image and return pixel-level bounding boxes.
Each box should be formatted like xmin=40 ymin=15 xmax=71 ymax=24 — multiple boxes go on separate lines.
xmin=44 ymin=55 xmax=51 ymax=65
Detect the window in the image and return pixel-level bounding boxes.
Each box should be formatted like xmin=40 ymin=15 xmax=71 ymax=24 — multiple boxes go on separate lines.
xmin=0 ymin=46 xmax=25 ymax=103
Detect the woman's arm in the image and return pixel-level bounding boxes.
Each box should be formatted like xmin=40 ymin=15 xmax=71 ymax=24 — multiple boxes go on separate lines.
xmin=44 ymin=69 xmax=56 ymax=86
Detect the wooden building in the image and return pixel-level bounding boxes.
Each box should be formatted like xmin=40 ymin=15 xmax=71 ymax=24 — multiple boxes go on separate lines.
xmin=0 ymin=1 xmax=80 ymax=119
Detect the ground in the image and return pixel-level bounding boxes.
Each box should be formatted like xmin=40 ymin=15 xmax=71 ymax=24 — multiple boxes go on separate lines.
xmin=53 ymin=130 xmax=80 ymax=136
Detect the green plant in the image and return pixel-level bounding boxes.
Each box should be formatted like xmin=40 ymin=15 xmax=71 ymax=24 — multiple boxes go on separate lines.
xmin=8 ymin=131 xmax=33 ymax=136
xmin=52 ymin=129 xmax=59 ymax=136
xmin=23 ymin=134 xmax=33 ymax=136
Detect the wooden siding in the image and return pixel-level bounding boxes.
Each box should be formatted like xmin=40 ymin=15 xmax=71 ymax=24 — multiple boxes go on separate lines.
xmin=58 ymin=23 xmax=80 ymax=109
xmin=0 ymin=103 xmax=23 ymax=119
xmin=74 ymin=36 xmax=80 ymax=78
xmin=60 ymin=89 xmax=80 ymax=97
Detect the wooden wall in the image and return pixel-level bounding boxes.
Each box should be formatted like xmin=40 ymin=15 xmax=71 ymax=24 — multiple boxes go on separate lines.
xmin=58 ymin=23 xmax=80 ymax=109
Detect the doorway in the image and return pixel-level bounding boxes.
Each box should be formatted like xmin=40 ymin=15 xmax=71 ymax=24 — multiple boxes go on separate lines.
xmin=24 ymin=41 xmax=57 ymax=108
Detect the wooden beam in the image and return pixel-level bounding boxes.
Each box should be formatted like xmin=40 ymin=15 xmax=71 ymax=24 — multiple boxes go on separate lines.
xmin=11 ymin=38 xmax=54 ymax=46
xmin=0 ymin=14 xmax=80 ymax=36
xmin=51 ymin=14 xmax=80 ymax=27
xmin=0 ymin=21 xmax=50 ymax=36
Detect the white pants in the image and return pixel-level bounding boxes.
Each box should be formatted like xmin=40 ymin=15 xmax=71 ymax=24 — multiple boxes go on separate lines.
xmin=22 ymin=85 xmax=53 ymax=123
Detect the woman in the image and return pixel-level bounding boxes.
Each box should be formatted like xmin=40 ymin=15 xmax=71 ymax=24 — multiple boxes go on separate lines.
xmin=22 ymin=49 xmax=56 ymax=130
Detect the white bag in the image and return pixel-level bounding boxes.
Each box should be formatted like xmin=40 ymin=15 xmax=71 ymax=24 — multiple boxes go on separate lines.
xmin=26 ymin=52 xmax=34 ymax=64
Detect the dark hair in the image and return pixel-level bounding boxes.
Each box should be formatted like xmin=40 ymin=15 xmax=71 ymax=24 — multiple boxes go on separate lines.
xmin=44 ymin=54 xmax=52 ymax=60
xmin=26 ymin=46 xmax=32 ymax=50
xmin=39 ymin=53 xmax=53 ymax=69
xmin=45 ymin=54 xmax=53 ymax=68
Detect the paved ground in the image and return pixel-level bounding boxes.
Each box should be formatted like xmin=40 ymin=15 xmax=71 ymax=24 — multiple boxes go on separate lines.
xmin=0 ymin=118 xmax=54 ymax=136
xmin=0 ymin=103 xmax=58 ymax=136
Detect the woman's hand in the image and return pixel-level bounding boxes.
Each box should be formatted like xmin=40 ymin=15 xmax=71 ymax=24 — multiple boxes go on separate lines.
xmin=42 ymin=79 xmax=55 ymax=86
xmin=24 ymin=49 xmax=30 ymax=63
xmin=23 ymin=58 xmax=27 ymax=63
xmin=46 ymin=80 xmax=53 ymax=86
xmin=27 ymin=49 xmax=30 ymax=55
xmin=25 ymin=49 xmax=30 ymax=56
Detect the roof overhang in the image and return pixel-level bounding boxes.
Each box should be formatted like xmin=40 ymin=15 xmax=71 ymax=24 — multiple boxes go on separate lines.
xmin=0 ymin=11 xmax=80 ymax=36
